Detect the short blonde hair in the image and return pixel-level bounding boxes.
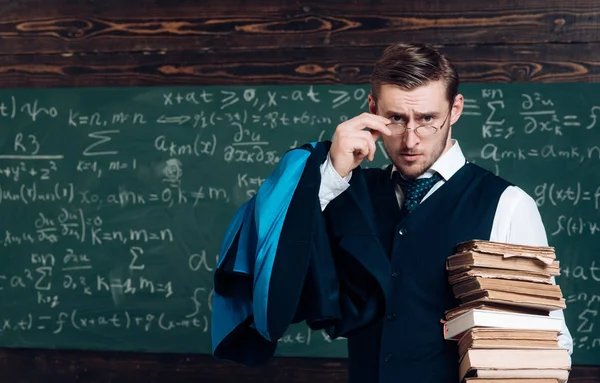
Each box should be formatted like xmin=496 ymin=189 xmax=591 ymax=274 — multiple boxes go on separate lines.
xmin=370 ymin=43 xmax=459 ymax=104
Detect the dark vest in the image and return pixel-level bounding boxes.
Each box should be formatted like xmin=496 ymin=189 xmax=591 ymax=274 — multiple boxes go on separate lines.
xmin=328 ymin=163 xmax=511 ymax=383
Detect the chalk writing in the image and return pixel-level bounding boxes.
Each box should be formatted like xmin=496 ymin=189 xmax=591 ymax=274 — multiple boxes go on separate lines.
xmin=0 ymin=84 xmax=596 ymax=362
xmin=551 ymin=216 xmax=600 ymax=237
xmin=481 ymin=144 xmax=600 ymax=163
xmin=534 ymin=183 xmax=600 ymax=209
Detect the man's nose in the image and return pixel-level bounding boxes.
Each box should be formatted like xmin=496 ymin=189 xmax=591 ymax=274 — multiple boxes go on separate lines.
xmin=403 ymin=128 xmax=420 ymax=149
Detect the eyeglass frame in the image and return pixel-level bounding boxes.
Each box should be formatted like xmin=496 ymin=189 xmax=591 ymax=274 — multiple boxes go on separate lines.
xmin=384 ymin=102 xmax=454 ymax=137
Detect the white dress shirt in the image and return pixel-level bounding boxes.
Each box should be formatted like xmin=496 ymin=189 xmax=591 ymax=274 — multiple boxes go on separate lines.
xmin=318 ymin=139 xmax=573 ymax=358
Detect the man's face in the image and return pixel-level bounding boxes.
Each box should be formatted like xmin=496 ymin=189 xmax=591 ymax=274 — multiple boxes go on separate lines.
xmin=369 ymin=81 xmax=463 ymax=179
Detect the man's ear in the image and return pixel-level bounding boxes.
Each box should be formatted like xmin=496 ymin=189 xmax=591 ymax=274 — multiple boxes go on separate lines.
xmin=450 ymin=93 xmax=464 ymax=126
xmin=368 ymin=94 xmax=377 ymax=114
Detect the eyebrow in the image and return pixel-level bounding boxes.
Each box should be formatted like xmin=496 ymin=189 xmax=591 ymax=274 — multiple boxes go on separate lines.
xmin=382 ymin=110 xmax=441 ymax=119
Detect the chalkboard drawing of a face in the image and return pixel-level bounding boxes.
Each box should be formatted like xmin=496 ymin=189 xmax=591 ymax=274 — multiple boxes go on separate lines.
xmin=163 ymin=158 xmax=183 ymax=185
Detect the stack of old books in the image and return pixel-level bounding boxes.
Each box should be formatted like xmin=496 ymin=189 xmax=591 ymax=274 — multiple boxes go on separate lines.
xmin=443 ymin=240 xmax=571 ymax=383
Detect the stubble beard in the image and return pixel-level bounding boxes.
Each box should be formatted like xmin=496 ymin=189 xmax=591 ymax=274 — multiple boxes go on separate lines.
xmin=384 ymin=127 xmax=450 ymax=180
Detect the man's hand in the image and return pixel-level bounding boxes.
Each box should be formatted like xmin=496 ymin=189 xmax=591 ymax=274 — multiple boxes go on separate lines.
xmin=329 ymin=113 xmax=392 ymax=178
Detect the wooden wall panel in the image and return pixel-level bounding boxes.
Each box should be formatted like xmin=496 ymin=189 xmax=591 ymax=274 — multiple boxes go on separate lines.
xmin=0 ymin=0 xmax=599 ymax=56
xmin=0 ymin=43 xmax=600 ymax=88
xmin=0 ymin=0 xmax=598 ymax=381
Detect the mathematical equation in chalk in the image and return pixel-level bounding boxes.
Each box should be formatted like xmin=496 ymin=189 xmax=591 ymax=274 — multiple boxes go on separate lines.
xmin=535 ymin=183 xmax=600 ymax=209
xmin=0 ymin=184 xmax=233 ymax=207
xmin=467 ymin=90 xmax=600 ymax=139
xmin=0 ymin=85 xmax=598 ymax=359
xmin=563 ymin=292 xmax=600 ymax=351
xmin=0 ymin=309 xmax=209 ymax=334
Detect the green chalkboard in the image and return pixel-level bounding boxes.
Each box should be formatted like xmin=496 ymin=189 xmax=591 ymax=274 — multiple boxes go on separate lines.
xmin=0 ymin=84 xmax=598 ymax=365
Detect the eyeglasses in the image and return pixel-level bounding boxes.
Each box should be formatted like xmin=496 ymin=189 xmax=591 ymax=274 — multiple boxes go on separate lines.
xmin=386 ymin=106 xmax=452 ymax=137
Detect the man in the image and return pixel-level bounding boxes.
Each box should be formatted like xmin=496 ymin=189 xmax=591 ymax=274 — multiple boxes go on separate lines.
xmin=212 ymin=43 xmax=573 ymax=382
xmin=316 ymin=43 xmax=573 ymax=382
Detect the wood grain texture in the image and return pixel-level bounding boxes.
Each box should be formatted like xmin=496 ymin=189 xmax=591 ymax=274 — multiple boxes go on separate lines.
xmin=0 ymin=0 xmax=599 ymax=382
xmin=0 ymin=348 xmax=597 ymax=383
xmin=0 ymin=43 xmax=598 ymax=88
xmin=0 ymin=0 xmax=598 ymax=54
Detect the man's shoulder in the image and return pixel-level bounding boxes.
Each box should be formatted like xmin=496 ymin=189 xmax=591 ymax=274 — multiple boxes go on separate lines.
xmin=500 ymin=183 xmax=538 ymax=210
xmin=466 ymin=162 xmax=513 ymax=186
xmin=466 ymin=163 xmax=538 ymax=207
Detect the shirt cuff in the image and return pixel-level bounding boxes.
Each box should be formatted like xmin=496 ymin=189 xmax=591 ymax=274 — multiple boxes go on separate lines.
xmin=318 ymin=153 xmax=351 ymax=211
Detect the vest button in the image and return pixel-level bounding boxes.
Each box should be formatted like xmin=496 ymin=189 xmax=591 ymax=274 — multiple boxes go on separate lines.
xmin=384 ymin=353 xmax=393 ymax=363
xmin=391 ymin=271 xmax=399 ymax=278
xmin=398 ymin=228 xmax=407 ymax=235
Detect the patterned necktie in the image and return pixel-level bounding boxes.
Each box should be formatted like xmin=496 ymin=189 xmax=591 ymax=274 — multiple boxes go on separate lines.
xmin=393 ymin=171 xmax=443 ymax=216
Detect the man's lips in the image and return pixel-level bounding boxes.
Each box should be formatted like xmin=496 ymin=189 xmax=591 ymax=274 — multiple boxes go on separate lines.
xmin=400 ymin=153 xmax=422 ymax=162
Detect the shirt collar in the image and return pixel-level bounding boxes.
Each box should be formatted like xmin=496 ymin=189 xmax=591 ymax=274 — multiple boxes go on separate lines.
xmin=390 ymin=139 xmax=466 ymax=181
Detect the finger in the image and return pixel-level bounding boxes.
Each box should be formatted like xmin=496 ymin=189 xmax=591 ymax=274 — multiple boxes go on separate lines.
xmin=362 ymin=112 xmax=391 ymax=125
xmin=358 ymin=114 xmax=392 ymax=137
xmin=343 ymin=132 xmax=369 ymax=158
xmin=370 ymin=129 xmax=383 ymax=141
xmin=361 ymin=113 xmax=392 ymax=128
xmin=357 ymin=130 xmax=377 ymax=161
xmin=342 ymin=113 xmax=392 ymax=135
xmin=351 ymin=141 xmax=368 ymax=161
xmin=347 ymin=131 xmax=376 ymax=161
xmin=350 ymin=122 xmax=392 ymax=140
